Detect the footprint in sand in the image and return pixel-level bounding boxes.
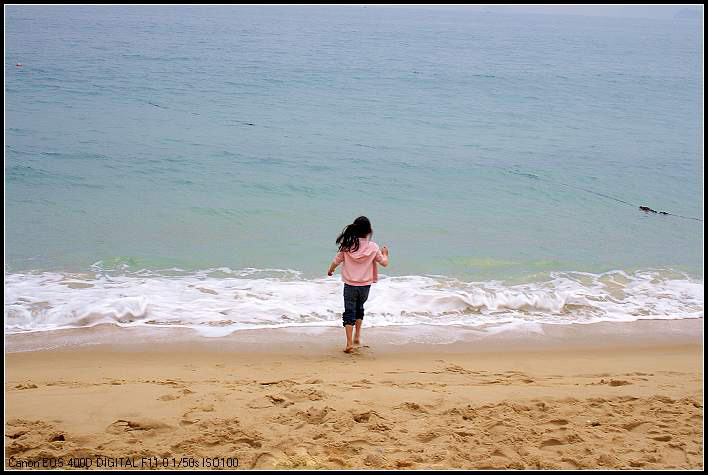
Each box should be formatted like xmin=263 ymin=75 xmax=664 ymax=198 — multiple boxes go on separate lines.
xmin=540 ymin=438 xmax=565 ymax=449
xmin=158 ymin=394 xmax=180 ymax=401
xmin=417 ymin=430 xmax=440 ymax=442
xmin=490 ymin=448 xmax=512 ymax=459
xmin=251 ymin=452 xmax=281 ymax=469
xmin=396 ymin=402 xmax=428 ymax=414
xmin=545 ymin=419 xmax=570 ymax=426
xmin=327 ymin=457 xmax=347 ymax=468
xmin=622 ymin=420 xmax=648 ymax=431
xmin=444 ymin=364 xmax=471 ymax=374
xmin=179 ymin=417 xmax=200 ymax=426
xmin=106 ymin=419 xmax=172 ymax=434
xmin=266 ymin=395 xmax=294 ymax=407
xmin=485 ymin=421 xmax=511 ymax=435
xmin=283 ymin=388 xmax=328 ymax=402
xmin=597 ymin=379 xmax=632 ymax=386
xmin=367 ymin=422 xmax=391 ymax=432
xmin=295 ymin=406 xmax=335 ymax=425
xmin=259 ymin=379 xmax=297 ymax=388
xmin=47 ymin=432 xmax=66 ymax=442
xmin=351 ymin=410 xmax=385 ymax=423
xmin=6 ymin=430 xmax=28 ymax=440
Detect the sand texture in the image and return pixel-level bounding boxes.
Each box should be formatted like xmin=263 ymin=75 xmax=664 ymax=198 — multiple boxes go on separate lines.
xmin=5 ymin=322 xmax=704 ymax=470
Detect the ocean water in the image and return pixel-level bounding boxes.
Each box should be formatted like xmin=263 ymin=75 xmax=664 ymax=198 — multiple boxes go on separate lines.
xmin=5 ymin=6 xmax=704 ymax=336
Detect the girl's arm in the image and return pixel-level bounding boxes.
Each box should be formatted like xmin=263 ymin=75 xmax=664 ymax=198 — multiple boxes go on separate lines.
xmin=377 ymin=246 xmax=390 ymax=267
xmin=328 ymin=252 xmax=345 ymax=276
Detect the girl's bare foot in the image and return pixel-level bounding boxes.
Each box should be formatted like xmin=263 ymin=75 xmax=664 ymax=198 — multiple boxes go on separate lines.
xmin=353 ymin=339 xmax=360 ymax=346
xmin=344 ymin=345 xmax=354 ymax=353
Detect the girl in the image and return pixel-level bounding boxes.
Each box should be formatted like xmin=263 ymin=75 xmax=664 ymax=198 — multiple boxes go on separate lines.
xmin=327 ymin=216 xmax=389 ymax=353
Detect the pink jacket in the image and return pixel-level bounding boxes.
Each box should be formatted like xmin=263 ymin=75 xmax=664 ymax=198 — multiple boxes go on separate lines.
xmin=333 ymin=238 xmax=385 ymax=286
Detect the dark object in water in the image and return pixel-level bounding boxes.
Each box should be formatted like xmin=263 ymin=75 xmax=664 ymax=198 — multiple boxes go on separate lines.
xmin=640 ymin=206 xmax=669 ymax=216
xmin=639 ymin=205 xmax=700 ymax=221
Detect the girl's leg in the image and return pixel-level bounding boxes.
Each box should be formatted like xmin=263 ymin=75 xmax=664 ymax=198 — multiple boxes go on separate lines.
xmin=344 ymin=325 xmax=354 ymax=353
xmin=353 ymin=285 xmax=370 ymax=345
xmin=354 ymin=319 xmax=363 ymax=345
xmin=342 ymin=284 xmax=356 ymax=353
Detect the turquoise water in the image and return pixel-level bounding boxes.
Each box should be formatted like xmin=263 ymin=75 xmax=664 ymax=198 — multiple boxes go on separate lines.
xmin=4 ymin=6 xmax=703 ymax=335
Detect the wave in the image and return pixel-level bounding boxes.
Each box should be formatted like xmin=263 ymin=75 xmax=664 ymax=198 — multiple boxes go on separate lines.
xmin=4 ymin=268 xmax=703 ymax=337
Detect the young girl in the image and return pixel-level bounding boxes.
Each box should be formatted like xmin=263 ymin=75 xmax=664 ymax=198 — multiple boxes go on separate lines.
xmin=327 ymin=216 xmax=389 ymax=353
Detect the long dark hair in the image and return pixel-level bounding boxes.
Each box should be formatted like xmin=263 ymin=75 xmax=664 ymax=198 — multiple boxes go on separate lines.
xmin=336 ymin=216 xmax=373 ymax=252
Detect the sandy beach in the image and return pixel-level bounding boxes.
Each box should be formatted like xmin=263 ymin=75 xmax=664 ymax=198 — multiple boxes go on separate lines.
xmin=5 ymin=320 xmax=703 ymax=470
xmin=5 ymin=3 xmax=704 ymax=472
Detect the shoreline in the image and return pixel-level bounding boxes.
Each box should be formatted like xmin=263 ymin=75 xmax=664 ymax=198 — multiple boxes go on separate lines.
xmin=5 ymin=317 xmax=704 ymax=354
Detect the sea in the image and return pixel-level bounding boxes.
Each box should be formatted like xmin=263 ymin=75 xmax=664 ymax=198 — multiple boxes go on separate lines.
xmin=5 ymin=5 xmax=704 ymax=338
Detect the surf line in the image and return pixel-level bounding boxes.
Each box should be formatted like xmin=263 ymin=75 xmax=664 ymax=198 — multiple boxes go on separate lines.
xmin=504 ymin=170 xmax=703 ymax=222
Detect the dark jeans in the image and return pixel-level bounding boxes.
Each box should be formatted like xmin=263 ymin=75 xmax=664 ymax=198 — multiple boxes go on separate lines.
xmin=342 ymin=283 xmax=371 ymax=327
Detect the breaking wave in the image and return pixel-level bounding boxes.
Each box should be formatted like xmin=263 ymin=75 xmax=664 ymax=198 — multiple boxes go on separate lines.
xmin=4 ymin=268 xmax=703 ymax=337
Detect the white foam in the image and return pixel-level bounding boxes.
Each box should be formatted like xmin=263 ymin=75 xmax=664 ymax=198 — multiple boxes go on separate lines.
xmin=4 ymin=268 xmax=703 ymax=337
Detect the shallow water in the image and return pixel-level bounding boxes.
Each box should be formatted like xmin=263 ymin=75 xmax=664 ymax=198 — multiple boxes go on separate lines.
xmin=5 ymin=6 xmax=703 ymax=334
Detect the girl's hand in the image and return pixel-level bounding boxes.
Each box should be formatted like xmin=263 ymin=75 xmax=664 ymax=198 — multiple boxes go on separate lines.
xmin=382 ymin=245 xmax=389 ymax=256
xmin=327 ymin=270 xmax=334 ymax=277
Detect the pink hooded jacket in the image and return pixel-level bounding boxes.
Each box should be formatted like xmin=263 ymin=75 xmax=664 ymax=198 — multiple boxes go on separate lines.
xmin=333 ymin=238 xmax=385 ymax=286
